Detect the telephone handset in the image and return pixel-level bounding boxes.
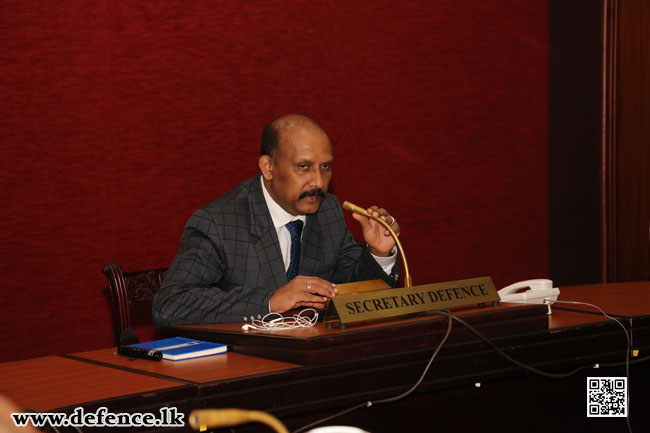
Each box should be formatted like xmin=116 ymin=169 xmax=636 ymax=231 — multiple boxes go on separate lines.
xmin=498 ymin=279 xmax=560 ymax=314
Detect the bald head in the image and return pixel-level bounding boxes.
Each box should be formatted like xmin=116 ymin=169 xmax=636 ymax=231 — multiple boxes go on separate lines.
xmin=260 ymin=114 xmax=327 ymax=158
xmin=258 ymin=114 xmax=333 ymax=215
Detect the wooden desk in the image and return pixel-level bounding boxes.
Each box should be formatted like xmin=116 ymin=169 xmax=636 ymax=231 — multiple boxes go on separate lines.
xmin=553 ymin=281 xmax=650 ymax=353
xmin=549 ymin=309 xmax=613 ymax=328
xmin=1 ymin=282 xmax=648 ymax=433
xmin=166 ymin=303 xmax=550 ymax=365
xmin=0 ymin=356 xmax=185 ymax=411
xmin=159 ymin=299 xmax=637 ymax=432
xmin=67 ymin=349 xmax=299 ymax=384
xmin=555 ymin=281 xmax=650 ymax=317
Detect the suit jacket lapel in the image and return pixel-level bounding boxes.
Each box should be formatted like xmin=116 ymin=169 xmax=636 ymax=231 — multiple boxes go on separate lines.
xmin=248 ymin=176 xmax=287 ymax=290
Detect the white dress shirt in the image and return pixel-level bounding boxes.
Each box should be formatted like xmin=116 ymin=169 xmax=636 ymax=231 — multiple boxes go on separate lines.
xmin=260 ymin=176 xmax=397 ymax=274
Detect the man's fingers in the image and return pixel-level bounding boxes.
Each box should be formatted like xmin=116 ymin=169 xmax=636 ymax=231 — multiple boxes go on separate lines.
xmin=297 ymin=301 xmax=328 ymax=310
xmin=302 ymin=293 xmax=329 ymax=304
xmin=368 ymin=206 xmax=388 ymax=218
xmin=367 ymin=207 xmax=380 ymax=219
xmin=353 ymin=211 xmax=382 ymax=235
xmin=364 ymin=206 xmax=396 ymax=227
xmin=293 ymin=276 xmax=337 ymax=297
xmin=272 ymin=276 xmax=336 ymax=313
xmin=306 ymin=285 xmax=335 ymax=298
xmin=352 ymin=211 xmax=372 ymax=229
xmin=366 ymin=207 xmax=399 ymax=236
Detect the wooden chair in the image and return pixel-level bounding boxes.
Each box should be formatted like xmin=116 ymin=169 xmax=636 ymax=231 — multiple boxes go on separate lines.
xmin=101 ymin=263 xmax=167 ymax=345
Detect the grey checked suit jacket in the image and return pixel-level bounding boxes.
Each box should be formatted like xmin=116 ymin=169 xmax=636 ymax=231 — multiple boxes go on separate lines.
xmin=152 ymin=175 xmax=398 ymax=327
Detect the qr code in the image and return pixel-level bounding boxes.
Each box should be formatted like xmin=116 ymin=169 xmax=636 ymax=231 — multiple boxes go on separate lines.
xmin=587 ymin=377 xmax=627 ymax=417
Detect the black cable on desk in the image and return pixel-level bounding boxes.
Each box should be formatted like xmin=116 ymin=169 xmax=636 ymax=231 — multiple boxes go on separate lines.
xmin=452 ymin=300 xmax=634 ymax=433
xmin=292 ymin=300 xmax=637 ymax=433
xmin=292 ymin=310 xmax=454 ymax=433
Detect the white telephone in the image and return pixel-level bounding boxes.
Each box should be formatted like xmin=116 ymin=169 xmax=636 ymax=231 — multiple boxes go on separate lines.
xmin=498 ymin=279 xmax=560 ymax=315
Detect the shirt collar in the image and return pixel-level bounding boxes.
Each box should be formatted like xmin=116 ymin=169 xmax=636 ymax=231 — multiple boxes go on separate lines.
xmin=260 ymin=176 xmax=306 ymax=229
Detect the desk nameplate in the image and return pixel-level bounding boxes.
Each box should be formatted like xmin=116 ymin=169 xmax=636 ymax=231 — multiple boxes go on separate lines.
xmin=327 ymin=276 xmax=500 ymax=325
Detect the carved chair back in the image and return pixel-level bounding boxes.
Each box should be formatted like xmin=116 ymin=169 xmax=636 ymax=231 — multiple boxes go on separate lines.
xmin=101 ymin=263 xmax=167 ymax=345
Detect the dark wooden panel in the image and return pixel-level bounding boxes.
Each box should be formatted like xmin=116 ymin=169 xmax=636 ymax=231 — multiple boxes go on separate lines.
xmin=548 ymin=0 xmax=603 ymax=286
xmin=603 ymin=0 xmax=650 ymax=282
xmin=274 ymin=364 xmax=649 ymax=433
xmin=613 ymin=0 xmax=650 ymax=281
xmin=190 ymin=318 xmax=636 ymax=433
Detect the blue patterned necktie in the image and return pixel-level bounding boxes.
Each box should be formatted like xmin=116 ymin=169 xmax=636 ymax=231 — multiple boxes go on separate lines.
xmin=285 ymin=220 xmax=304 ymax=281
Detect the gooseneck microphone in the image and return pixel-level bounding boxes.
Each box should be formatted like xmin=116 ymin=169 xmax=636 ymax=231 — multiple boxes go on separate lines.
xmin=189 ymin=409 xmax=289 ymax=433
xmin=342 ymin=201 xmax=412 ymax=288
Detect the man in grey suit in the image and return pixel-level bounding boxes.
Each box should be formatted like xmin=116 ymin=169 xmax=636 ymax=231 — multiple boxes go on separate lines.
xmin=153 ymin=114 xmax=400 ymax=327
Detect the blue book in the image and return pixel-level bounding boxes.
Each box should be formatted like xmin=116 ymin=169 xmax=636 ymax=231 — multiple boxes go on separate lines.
xmin=131 ymin=337 xmax=227 ymax=361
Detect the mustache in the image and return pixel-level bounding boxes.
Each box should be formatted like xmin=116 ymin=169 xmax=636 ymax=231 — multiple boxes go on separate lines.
xmin=299 ymin=188 xmax=326 ymax=200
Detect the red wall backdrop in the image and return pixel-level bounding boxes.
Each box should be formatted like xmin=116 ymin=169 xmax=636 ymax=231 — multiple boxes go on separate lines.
xmin=0 ymin=0 xmax=548 ymax=362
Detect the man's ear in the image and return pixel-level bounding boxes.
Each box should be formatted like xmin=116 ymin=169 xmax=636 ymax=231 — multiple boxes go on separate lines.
xmin=259 ymin=155 xmax=273 ymax=180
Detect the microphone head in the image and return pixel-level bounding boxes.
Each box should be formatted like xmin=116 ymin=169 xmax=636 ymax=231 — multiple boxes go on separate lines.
xmin=342 ymin=201 xmax=370 ymax=217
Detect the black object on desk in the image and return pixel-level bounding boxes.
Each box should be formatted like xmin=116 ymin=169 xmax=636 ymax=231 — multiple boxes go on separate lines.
xmin=117 ymin=345 xmax=163 ymax=361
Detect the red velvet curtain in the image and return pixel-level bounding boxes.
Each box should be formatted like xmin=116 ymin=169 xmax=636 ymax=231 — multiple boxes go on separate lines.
xmin=0 ymin=0 xmax=548 ymax=361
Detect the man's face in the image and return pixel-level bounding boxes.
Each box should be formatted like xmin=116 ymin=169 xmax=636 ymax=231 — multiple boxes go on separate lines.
xmin=261 ymin=125 xmax=333 ymax=216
